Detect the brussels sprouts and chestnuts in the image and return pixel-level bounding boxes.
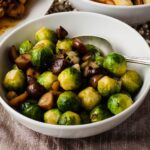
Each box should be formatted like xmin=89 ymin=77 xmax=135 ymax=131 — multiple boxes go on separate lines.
xmin=2 ymin=26 xmax=143 ymax=125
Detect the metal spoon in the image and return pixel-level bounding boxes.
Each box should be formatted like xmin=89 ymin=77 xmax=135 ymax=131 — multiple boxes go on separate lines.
xmin=75 ymin=35 xmax=150 ymax=66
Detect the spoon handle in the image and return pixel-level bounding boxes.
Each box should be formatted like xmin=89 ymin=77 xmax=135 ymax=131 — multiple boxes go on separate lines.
xmin=125 ymin=56 xmax=150 ymax=65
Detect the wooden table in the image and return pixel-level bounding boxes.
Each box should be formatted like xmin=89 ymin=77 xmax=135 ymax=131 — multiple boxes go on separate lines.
xmin=0 ymin=1 xmax=150 ymax=149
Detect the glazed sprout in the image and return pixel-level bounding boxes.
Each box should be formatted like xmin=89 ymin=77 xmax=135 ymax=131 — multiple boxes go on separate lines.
xmin=86 ymin=44 xmax=99 ymax=53
xmin=3 ymin=68 xmax=25 ymax=92
xmin=59 ymin=111 xmax=81 ymax=125
xmin=12 ymin=64 xmax=19 ymax=70
xmin=56 ymin=38 xmax=73 ymax=53
xmin=121 ymin=70 xmax=143 ymax=94
xmin=78 ymin=87 xmax=101 ymax=111
xmin=20 ymin=100 xmax=43 ymax=121
xmin=35 ymin=27 xmax=57 ymax=42
xmin=33 ymin=39 xmax=55 ymax=51
xmin=31 ymin=40 xmax=54 ymax=68
xmin=44 ymin=108 xmax=62 ymax=124
xmin=107 ymin=93 xmax=133 ymax=115
xmin=97 ymin=76 xmax=121 ymax=97
xmin=103 ymin=52 xmax=127 ymax=76
xmin=58 ymin=67 xmax=81 ymax=90
xmin=94 ymin=52 xmax=104 ymax=67
xmin=19 ymin=40 xmax=33 ymax=54
xmin=37 ymin=71 xmax=57 ymax=90
xmin=90 ymin=105 xmax=112 ymax=123
xmin=80 ymin=111 xmax=90 ymax=124
xmin=57 ymin=91 xmax=80 ymax=112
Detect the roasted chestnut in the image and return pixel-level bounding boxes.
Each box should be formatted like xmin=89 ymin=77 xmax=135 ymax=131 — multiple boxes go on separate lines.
xmin=56 ymin=26 xmax=68 ymax=40
xmin=51 ymin=58 xmax=69 ymax=75
xmin=27 ymin=82 xmax=45 ymax=98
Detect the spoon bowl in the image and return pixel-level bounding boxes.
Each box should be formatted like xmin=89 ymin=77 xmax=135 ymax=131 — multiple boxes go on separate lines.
xmin=75 ymin=35 xmax=150 ymax=66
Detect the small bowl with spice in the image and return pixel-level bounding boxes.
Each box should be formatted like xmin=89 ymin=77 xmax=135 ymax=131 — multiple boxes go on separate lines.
xmin=69 ymin=0 xmax=150 ymax=24
xmin=0 ymin=12 xmax=150 ymax=138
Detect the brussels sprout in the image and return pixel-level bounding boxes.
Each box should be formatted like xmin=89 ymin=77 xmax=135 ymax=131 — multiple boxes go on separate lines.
xmin=3 ymin=69 xmax=25 ymax=91
xmin=56 ymin=38 xmax=73 ymax=53
xmin=107 ymin=93 xmax=133 ymax=115
xmin=35 ymin=27 xmax=56 ymax=42
xmin=97 ymin=76 xmax=121 ymax=97
xmin=57 ymin=91 xmax=80 ymax=112
xmin=59 ymin=111 xmax=81 ymax=125
xmin=86 ymin=44 xmax=102 ymax=54
xmin=44 ymin=108 xmax=62 ymax=124
xmin=33 ymin=39 xmax=55 ymax=51
xmin=12 ymin=64 xmax=19 ymax=70
xmin=20 ymin=100 xmax=43 ymax=121
xmin=78 ymin=87 xmax=101 ymax=110
xmin=121 ymin=70 xmax=143 ymax=94
xmin=94 ymin=52 xmax=104 ymax=66
xmin=58 ymin=67 xmax=81 ymax=90
xmin=31 ymin=40 xmax=53 ymax=67
xmin=90 ymin=105 xmax=112 ymax=123
xmin=80 ymin=111 xmax=90 ymax=124
xmin=37 ymin=71 xmax=57 ymax=90
xmin=103 ymin=52 xmax=127 ymax=76
xmin=19 ymin=40 xmax=33 ymax=54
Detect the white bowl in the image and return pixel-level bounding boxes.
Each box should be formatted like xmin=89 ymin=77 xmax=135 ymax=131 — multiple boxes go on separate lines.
xmin=0 ymin=12 xmax=150 ymax=138
xmin=69 ymin=0 xmax=150 ymax=25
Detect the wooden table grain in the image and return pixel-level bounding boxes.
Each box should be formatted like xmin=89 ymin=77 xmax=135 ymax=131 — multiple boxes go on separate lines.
xmin=0 ymin=90 xmax=150 ymax=150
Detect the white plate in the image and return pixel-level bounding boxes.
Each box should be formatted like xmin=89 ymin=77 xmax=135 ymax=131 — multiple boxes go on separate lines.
xmin=0 ymin=0 xmax=54 ymax=42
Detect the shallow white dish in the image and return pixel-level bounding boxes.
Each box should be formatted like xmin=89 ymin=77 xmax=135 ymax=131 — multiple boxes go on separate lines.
xmin=0 ymin=12 xmax=150 ymax=138
xmin=0 ymin=0 xmax=54 ymax=42
xmin=69 ymin=0 xmax=150 ymax=25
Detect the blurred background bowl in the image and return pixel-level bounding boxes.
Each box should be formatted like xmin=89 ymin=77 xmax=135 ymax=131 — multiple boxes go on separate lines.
xmin=69 ymin=0 xmax=150 ymax=25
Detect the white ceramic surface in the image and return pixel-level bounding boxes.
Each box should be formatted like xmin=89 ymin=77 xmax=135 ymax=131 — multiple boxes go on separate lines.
xmin=0 ymin=12 xmax=150 ymax=138
xmin=0 ymin=0 xmax=54 ymax=41
xmin=69 ymin=0 xmax=150 ymax=25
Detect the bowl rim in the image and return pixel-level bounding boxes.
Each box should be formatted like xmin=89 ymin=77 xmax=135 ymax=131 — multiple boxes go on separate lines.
xmin=0 ymin=11 xmax=150 ymax=130
xmin=76 ymin=0 xmax=150 ymax=9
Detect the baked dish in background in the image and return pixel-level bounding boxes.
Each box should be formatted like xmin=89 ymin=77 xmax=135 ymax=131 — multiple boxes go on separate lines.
xmin=92 ymin=0 xmax=150 ymax=5
xmin=0 ymin=0 xmax=28 ymax=19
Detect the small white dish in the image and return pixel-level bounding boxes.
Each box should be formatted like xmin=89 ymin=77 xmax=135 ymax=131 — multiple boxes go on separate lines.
xmin=0 ymin=0 xmax=54 ymax=42
xmin=0 ymin=12 xmax=150 ymax=138
xmin=69 ymin=0 xmax=150 ymax=25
